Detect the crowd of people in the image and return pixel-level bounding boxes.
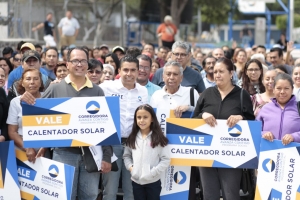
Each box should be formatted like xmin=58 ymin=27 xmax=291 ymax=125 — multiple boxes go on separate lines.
xmin=0 ymin=11 xmax=300 ymax=200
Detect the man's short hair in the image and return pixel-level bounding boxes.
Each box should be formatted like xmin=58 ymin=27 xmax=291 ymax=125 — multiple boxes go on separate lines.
xmin=256 ymin=45 xmax=266 ymax=50
xmin=172 ymin=41 xmax=191 ymax=54
xmin=34 ymin=44 xmax=42 ymax=50
xmin=142 ymin=43 xmax=155 ymax=51
xmin=136 ymin=54 xmax=152 ymax=67
xmin=202 ymin=56 xmax=217 ymax=68
xmin=67 ymin=47 xmax=88 ymax=61
xmin=45 ymin=47 xmax=59 ymax=56
xmin=126 ymin=47 xmax=141 ymax=58
xmin=120 ymin=56 xmax=139 ymax=69
xmin=158 ymin=46 xmax=169 ymax=52
xmin=270 ymin=47 xmax=283 ymax=58
xmin=163 ymin=61 xmax=183 ymax=75
xmin=2 ymin=47 xmax=13 ymax=56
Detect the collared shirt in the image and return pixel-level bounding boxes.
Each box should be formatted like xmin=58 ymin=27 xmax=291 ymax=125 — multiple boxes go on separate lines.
xmin=203 ymin=76 xmax=215 ymax=88
xmin=150 ymin=85 xmax=199 ymax=112
xmin=100 ymin=79 xmax=148 ymax=138
xmin=145 ymin=81 xmax=161 ymax=102
xmin=64 ymin=74 xmax=93 ymax=91
xmin=293 ymin=86 xmax=300 ymax=101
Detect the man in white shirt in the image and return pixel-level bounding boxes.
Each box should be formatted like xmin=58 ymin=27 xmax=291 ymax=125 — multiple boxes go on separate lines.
xmin=100 ymin=56 xmax=148 ymax=200
xmin=202 ymin=56 xmax=216 ymax=88
xmin=58 ymin=10 xmax=80 ymax=46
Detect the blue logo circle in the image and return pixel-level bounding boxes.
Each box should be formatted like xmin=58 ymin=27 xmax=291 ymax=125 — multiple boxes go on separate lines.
xmin=48 ymin=164 xmax=59 ymax=178
xmin=228 ymin=124 xmax=242 ymax=137
xmin=174 ymin=171 xmax=187 ymax=184
xmin=86 ymin=101 xmax=100 ymax=114
xmin=262 ymin=159 xmax=275 ymax=173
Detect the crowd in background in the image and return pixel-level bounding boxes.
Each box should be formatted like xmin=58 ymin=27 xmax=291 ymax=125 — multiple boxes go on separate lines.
xmin=0 ymin=12 xmax=300 ymax=200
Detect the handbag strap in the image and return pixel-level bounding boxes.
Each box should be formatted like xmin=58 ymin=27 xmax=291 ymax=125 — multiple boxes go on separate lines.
xmin=190 ymin=87 xmax=195 ymax=107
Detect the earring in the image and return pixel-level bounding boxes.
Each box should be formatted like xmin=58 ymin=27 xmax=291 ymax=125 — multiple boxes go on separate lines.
xmin=231 ymin=77 xmax=233 ymax=80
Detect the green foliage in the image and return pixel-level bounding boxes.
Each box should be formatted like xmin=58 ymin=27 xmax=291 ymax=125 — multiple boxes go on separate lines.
xmin=276 ymin=14 xmax=300 ymax=30
xmin=194 ymin=0 xmax=239 ymax=25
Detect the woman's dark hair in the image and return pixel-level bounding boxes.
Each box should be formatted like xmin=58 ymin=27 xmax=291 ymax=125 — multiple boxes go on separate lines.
xmin=126 ymin=104 xmax=168 ymax=149
xmin=0 ymin=57 xmax=13 ymax=74
xmin=152 ymin=59 xmax=160 ymax=68
xmin=88 ymin=58 xmax=103 ymax=70
xmin=274 ymin=73 xmax=293 ymax=89
xmin=54 ymin=62 xmax=67 ymax=76
xmin=274 ymin=65 xmax=288 ymax=74
xmin=17 ymin=68 xmax=44 ymax=95
xmin=241 ymin=59 xmax=265 ymax=95
xmin=105 ymin=53 xmax=120 ymax=75
xmin=216 ymin=57 xmax=234 ymax=72
xmin=233 ymin=49 xmax=247 ymax=64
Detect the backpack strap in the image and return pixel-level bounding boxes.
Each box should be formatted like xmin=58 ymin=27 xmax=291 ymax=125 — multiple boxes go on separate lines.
xmin=240 ymin=89 xmax=244 ymax=115
xmin=190 ymin=87 xmax=195 ymax=107
xmin=297 ymin=101 xmax=300 ymax=116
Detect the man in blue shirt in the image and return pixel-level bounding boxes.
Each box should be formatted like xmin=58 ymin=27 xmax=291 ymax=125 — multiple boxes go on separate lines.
xmin=42 ymin=47 xmax=58 ymax=80
xmin=136 ymin=54 xmax=160 ymax=101
xmin=152 ymin=41 xmax=205 ymax=94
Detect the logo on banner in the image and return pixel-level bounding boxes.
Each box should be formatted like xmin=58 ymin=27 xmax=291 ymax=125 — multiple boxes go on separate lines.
xmin=228 ymin=124 xmax=242 ymax=137
xmin=262 ymin=159 xmax=275 ymax=173
xmin=48 ymin=165 xmax=59 ymax=178
xmin=86 ymin=101 xmax=100 ymax=114
xmin=174 ymin=171 xmax=187 ymax=184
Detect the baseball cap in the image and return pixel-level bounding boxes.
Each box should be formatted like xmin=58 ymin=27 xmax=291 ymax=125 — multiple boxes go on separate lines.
xmin=22 ymin=50 xmax=41 ymax=62
xmin=99 ymin=44 xmax=109 ymax=50
xmin=20 ymin=42 xmax=36 ymax=51
xmin=112 ymin=46 xmax=125 ymax=54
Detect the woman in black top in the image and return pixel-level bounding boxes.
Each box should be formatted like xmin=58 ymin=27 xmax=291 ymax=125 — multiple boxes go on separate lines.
xmin=193 ymin=57 xmax=254 ymax=200
xmin=0 ymin=87 xmax=8 ymax=141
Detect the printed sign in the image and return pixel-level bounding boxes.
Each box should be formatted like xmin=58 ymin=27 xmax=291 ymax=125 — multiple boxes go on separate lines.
xmin=160 ymin=165 xmax=191 ymax=200
xmin=255 ymin=139 xmax=300 ymax=200
xmin=22 ymin=97 xmax=121 ymax=148
xmin=0 ymin=141 xmax=21 ymax=200
xmin=16 ymin=149 xmax=75 ymax=200
xmin=166 ymin=118 xmax=261 ymax=169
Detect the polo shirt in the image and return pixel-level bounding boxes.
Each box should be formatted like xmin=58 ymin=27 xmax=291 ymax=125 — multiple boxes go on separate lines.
xmin=145 ymin=81 xmax=161 ymax=102
xmin=65 ymin=75 xmax=93 ymax=91
xmin=151 ymin=66 xmax=205 ymax=93
xmin=150 ymin=85 xmax=199 ymax=112
xmin=100 ymin=79 xmax=148 ymax=138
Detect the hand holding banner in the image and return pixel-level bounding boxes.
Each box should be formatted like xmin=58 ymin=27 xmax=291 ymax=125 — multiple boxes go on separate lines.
xmin=22 ymin=97 xmax=121 ymax=148
xmin=256 ymin=139 xmax=300 ymax=200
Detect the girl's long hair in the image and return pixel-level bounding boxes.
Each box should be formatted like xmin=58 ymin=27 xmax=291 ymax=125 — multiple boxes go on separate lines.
xmin=241 ymin=59 xmax=265 ymax=95
xmin=126 ymin=104 xmax=168 ymax=149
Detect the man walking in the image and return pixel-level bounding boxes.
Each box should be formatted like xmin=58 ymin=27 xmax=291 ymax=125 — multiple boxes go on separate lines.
xmin=32 ymin=13 xmax=57 ymax=47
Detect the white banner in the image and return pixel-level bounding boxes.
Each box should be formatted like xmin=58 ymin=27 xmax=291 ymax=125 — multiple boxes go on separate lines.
xmin=16 ymin=149 xmax=75 ymax=200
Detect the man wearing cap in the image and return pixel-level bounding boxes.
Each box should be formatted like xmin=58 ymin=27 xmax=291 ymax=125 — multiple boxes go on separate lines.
xmin=99 ymin=44 xmax=109 ymax=64
xmin=58 ymin=10 xmax=80 ymax=46
xmin=7 ymin=50 xmax=52 ymax=102
xmin=7 ymin=50 xmax=50 ymax=89
xmin=112 ymin=46 xmax=125 ymax=60
xmin=20 ymin=42 xmax=36 ymax=54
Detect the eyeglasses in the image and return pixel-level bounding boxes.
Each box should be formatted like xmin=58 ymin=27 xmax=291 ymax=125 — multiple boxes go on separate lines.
xmin=69 ymin=59 xmax=88 ymax=66
xmin=88 ymin=70 xmax=102 ymax=75
xmin=247 ymin=68 xmax=260 ymax=72
xmin=139 ymin=65 xmax=150 ymax=71
xmin=172 ymin=52 xmax=188 ymax=58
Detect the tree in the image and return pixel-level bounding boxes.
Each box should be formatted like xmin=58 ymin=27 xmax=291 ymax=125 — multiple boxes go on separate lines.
xmin=157 ymin=0 xmax=189 ymax=27
xmin=276 ymin=14 xmax=300 ymax=31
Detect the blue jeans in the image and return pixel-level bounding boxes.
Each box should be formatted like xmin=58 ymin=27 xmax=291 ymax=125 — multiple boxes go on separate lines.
xmin=102 ymin=145 xmax=134 ymax=200
xmin=132 ymin=180 xmax=161 ymax=200
xmin=53 ymin=148 xmax=100 ymax=200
